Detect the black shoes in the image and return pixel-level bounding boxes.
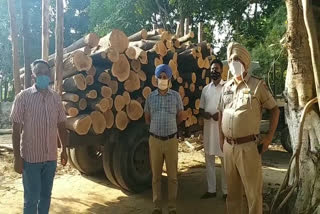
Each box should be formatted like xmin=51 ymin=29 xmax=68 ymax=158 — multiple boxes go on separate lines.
xmin=200 ymin=192 xmax=217 ymax=199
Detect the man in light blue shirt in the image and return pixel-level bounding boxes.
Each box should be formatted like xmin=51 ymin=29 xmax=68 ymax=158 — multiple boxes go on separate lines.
xmin=144 ymin=64 xmax=184 ymax=214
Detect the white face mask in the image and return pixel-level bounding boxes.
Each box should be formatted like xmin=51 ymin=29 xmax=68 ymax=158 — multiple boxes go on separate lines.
xmin=229 ymin=61 xmax=244 ymax=77
xmin=158 ymin=79 xmax=168 ymax=90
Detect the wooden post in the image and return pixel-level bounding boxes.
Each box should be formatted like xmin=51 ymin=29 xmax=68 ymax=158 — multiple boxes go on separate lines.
xmin=54 ymin=0 xmax=64 ymax=95
xmin=7 ymin=0 xmax=21 ymax=95
xmin=21 ymin=0 xmax=32 ymax=89
xmin=42 ymin=0 xmax=50 ymax=61
xmin=198 ymin=22 xmax=203 ymax=43
xmin=0 ymin=78 xmax=2 ymax=102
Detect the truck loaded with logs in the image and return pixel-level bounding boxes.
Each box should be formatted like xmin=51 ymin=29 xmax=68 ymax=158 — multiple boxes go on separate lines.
xmin=20 ymin=28 xmax=217 ymax=193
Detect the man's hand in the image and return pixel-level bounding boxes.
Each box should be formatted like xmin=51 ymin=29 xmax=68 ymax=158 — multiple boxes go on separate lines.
xmin=260 ymin=135 xmax=273 ymax=153
xmin=203 ymin=112 xmax=211 ymax=120
xmin=211 ymin=112 xmax=219 ymax=121
xmin=60 ymin=149 xmax=68 ymax=166
xmin=14 ymin=157 xmax=23 ymax=174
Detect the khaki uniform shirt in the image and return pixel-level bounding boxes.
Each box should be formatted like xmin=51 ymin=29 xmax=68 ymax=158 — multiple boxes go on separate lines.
xmin=218 ymin=74 xmax=277 ymax=139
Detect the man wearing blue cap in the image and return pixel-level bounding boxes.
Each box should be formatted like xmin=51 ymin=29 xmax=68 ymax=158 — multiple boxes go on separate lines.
xmin=144 ymin=64 xmax=184 ymax=214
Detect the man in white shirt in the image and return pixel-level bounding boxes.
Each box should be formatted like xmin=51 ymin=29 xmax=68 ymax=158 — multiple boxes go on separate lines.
xmin=199 ymin=59 xmax=227 ymax=199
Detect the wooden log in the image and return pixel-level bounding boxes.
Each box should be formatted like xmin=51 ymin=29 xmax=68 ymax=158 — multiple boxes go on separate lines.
xmin=97 ymin=70 xmax=112 ymax=85
xmin=90 ymin=50 xmax=113 ymax=67
xmin=63 ymin=74 xmax=86 ymax=92
xmin=190 ymin=83 xmax=195 ymax=93
xmin=202 ymin=69 xmax=207 ymax=79
xmin=126 ymin=100 xmax=143 ymax=121
xmin=142 ymin=86 xmax=152 ymax=99
xmin=130 ymin=59 xmax=141 ymax=73
xmin=206 ymin=77 xmax=210 ymax=85
xmin=191 ymin=115 xmax=198 ymax=125
xmin=147 ymin=29 xmax=160 ymax=38
xmin=203 ymin=57 xmax=210 ymax=69
xmin=101 ymin=86 xmax=112 ymax=98
xmin=199 ymin=86 xmax=203 ymax=91
xmin=122 ymin=91 xmax=131 ymax=105
xmin=62 ymin=92 xmax=79 ymax=102
xmin=88 ymin=98 xmax=109 ymax=112
xmin=103 ymin=109 xmax=114 ymax=129
xmin=99 ymin=29 xmax=129 ymax=53
xmin=128 ymin=29 xmax=148 ymax=41
xmin=136 ymin=69 xmax=147 ymax=81
xmin=192 ymin=72 xmax=196 ymax=83
xmin=52 ymin=50 xmax=92 ymax=80
xmin=115 ymin=111 xmax=129 ymax=131
xmin=169 ymin=60 xmax=178 ymax=79
xmin=78 ymin=98 xmax=87 ymax=111
xmin=183 ymin=97 xmax=189 ymax=106
xmin=86 ymin=66 xmax=96 ymax=76
xmin=77 ymin=89 xmax=97 ymax=99
xmin=152 ymin=75 xmax=158 ymax=87
xmin=124 ymin=71 xmax=140 ymax=92
xmin=90 ymin=111 xmax=106 ymax=134
xmin=62 ymin=101 xmax=79 ymax=117
xmin=178 ymin=31 xmax=194 ymax=43
xmin=85 ymin=75 xmax=94 ymax=86
xmin=155 ymin=57 xmax=163 ymax=67
xmin=115 ymin=95 xmax=125 ymax=111
xmin=106 ymin=97 xmax=113 ymax=110
xmin=125 ymin=46 xmax=137 ymax=60
xmin=193 ymin=109 xmax=199 ymax=115
xmin=66 ymin=114 xmax=92 ymax=135
xmin=197 ymin=57 xmax=205 ymax=69
xmin=129 ymin=40 xmax=158 ymax=51
xmin=177 ymin=77 xmax=183 ymax=84
xmin=112 ymin=54 xmax=130 ymax=82
xmin=166 ymin=40 xmax=173 ymax=49
xmin=195 ymin=99 xmax=201 ymax=110
xmin=155 ymin=41 xmax=167 ymax=57
xmin=179 ymin=86 xmax=185 ymax=99
xmin=109 ymin=80 xmax=118 ymax=94
xmin=184 ymin=82 xmax=189 ymax=89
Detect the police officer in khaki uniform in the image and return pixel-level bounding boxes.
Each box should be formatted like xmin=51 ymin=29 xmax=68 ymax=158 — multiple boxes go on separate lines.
xmin=218 ymin=42 xmax=280 ymax=214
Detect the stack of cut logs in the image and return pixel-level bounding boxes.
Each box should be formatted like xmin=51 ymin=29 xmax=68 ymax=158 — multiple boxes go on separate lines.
xmin=22 ymin=29 xmax=215 ymax=135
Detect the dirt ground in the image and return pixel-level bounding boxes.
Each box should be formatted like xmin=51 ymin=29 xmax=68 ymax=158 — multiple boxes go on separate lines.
xmin=0 ymin=134 xmax=290 ymax=214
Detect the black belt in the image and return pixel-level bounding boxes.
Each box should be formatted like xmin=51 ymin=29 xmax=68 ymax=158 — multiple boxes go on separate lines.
xmin=226 ymin=135 xmax=257 ymax=145
xmin=150 ymin=132 xmax=177 ymax=141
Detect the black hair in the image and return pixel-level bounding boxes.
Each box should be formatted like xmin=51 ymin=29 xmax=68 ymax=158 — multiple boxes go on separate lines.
xmin=32 ymin=59 xmax=50 ymax=71
xmin=211 ymin=59 xmax=223 ymax=70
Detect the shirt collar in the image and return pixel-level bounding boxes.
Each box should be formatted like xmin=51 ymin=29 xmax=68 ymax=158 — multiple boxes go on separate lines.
xmin=209 ymin=79 xmax=224 ymax=87
xmin=30 ymin=84 xmax=54 ymax=94
xmin=155 ymin=88 xmax=173 ymax=95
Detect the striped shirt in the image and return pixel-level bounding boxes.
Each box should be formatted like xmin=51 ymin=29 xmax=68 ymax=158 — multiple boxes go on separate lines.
xmin=10 ymin=85 xmax=66 ymax=163
xmin=144 ymin=89 xmax=183 ymax=137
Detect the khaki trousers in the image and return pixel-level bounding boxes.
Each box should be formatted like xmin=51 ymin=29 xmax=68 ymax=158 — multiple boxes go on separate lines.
xmin=149 ymin=135 xmax=178 ymax=211
xmin=223 ymin=141 xmax=263 ymax=214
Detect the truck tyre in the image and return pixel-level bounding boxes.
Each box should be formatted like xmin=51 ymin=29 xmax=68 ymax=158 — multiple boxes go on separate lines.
xmin=69 ymin=145 xmax=104 ymax=175
xmin=103 ymin=132 xmax=121 ymax=187
xmin=112 ymin=122 xmax=152 ymax=192
xmin=281 ymin=127 xmax=292 ymax=153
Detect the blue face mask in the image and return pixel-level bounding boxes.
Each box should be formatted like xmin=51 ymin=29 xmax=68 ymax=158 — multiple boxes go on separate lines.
xmin=36 ymin=75 xmax=50 ymax=89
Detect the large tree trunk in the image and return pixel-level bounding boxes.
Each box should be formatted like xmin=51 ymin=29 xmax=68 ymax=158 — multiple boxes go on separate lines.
xmin=278 ymin=0 xmax=320 ymax=213
xmin=7 ymin=0 xmax=21 ymax=95
xmin=21 ymin=0 xmax=32 ymax=89
xmin=42 ymin=0 xmax=50 ymax=61
xmin=54 ymin=0 xmax=64 ymax=94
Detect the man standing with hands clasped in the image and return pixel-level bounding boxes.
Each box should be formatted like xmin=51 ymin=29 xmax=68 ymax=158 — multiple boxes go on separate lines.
xmin=10 ymin=59 xmax=68 ymax=214
xmin=144 ymin=64 xmax=184 ymax=214
xmin=218 ymin=43 xmax=279 ymax=214
xmin=199 ymin=59 xmax=228 ymax=199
